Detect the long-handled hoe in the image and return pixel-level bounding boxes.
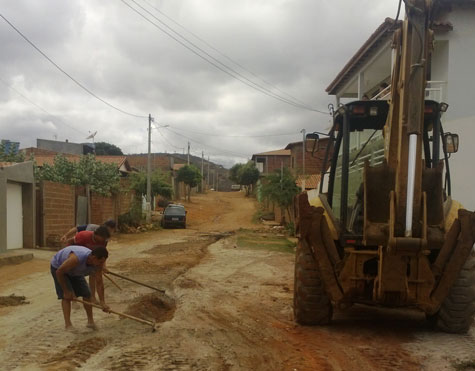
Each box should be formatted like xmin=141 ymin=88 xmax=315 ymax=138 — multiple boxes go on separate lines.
xmin=73 ymin=298 xmax=157 ymax=332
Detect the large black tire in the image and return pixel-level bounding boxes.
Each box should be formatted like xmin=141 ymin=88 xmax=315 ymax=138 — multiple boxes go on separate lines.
xmin=293 ymin=240 xmax=332 ymax=325
xmin=435 ymin=245 xmax=475 ymax=334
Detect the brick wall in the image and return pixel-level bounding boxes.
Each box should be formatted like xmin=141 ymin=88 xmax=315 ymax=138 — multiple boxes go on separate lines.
xmin=118 ymin=179 xmax=134 ymax=215
xmin=42 ymin=181 xmax=75 ymax=247
xmin=265 ymin=155 xmax=291 ymax=174
xmin=39 ymin=180 xmax=136 ymax=247
xmin=289 ymin=138 xmax=332 ymax=175
xmin=90 ymin=194 xmax=116 ymax=225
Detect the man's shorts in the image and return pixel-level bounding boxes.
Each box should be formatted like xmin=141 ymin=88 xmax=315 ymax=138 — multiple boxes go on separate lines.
xmin=50 ymin=265 xmax=91 ymax=299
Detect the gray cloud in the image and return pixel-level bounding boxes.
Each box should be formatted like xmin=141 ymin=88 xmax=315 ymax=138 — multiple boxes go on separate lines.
xmin=0 ymin=0 xmax=400 ymax=166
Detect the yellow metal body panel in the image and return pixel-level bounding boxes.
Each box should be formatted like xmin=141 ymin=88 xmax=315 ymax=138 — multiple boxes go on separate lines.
xmin=307 ymin=194 xmax=339 ymax=241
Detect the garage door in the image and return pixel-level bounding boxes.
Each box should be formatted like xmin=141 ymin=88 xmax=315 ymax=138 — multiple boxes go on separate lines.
xmin=7 ymin=182 xmax=23 ymax=250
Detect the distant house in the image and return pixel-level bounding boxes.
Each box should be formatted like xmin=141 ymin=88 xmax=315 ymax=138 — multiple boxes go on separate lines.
xmin=285 ymin=138 xmax=331 ymax=190
xmin=326 ymin=2 xmax=475 ymax=209
xmin=251 ymin=149 xmax=291 ymax=175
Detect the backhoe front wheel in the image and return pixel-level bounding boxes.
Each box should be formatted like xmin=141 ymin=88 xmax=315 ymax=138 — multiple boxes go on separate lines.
xmin=435 ymin=244 xmax=475 ymax=334
xmin=293 ymin=240 xmax=332 ymax=325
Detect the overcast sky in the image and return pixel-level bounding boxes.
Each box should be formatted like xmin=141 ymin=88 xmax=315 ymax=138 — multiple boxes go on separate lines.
xmin=0 ymin=0 xmax=401 ymax=168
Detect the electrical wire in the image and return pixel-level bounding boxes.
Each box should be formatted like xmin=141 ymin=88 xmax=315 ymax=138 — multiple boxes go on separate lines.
xmin=0 ymin=12 xmax=148 ymax=119
xmin=152 ymin=124 xmax=184 ymax=150
xmin=139 ymin=0 xmax=317 ymax=110
xmin=0 ymin=77 xmax=88 ymax=136
xmin=165 ymin=124 xmax=301 ymax=138
xmin=120 ymin=0 xmax=329 ymax=115
xmin=163 ymin=127 xmax=249 ymax=158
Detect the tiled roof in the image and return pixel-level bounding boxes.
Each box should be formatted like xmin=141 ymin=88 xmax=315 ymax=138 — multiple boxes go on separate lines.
xmin=286 ymin=137 xmax=329 ymax=149
xmin=326 ymin=18 xmax=401 ymax=95
xmin=252 ymin=149 xmax=290 ymax=157
xmin=296 ymin=174 xmax=321 ymax=190
xmin=34 ymin=154 xmax=80 ymax=167
xmin=34 ymin=154 xmax=131 ymax=171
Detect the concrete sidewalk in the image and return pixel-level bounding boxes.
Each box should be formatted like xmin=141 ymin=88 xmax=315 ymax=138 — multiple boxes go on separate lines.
xmin=0 ymin=250 xmax=34 ymax=267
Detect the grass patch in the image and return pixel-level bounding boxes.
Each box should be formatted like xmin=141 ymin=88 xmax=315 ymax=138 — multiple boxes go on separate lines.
xmin=453 ymin=360 xmax=475 ymax=371
xmin=237 ymin=231 xmax=296 ymax=254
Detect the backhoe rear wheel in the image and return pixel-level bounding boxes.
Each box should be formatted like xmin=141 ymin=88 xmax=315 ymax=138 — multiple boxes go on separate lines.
xmin=435 ymin=245 xmax=475 ymax=334
xmin=293 ymin=240 xmax=332 ymax=325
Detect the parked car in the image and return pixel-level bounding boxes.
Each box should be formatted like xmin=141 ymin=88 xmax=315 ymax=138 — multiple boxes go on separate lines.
xmin=161 ymin=204 xmax=186 ymax=228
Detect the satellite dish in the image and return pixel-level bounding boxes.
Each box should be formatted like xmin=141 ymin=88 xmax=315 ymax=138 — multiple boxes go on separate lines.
xmin=86 ymin=131 xmax=97 ymax=140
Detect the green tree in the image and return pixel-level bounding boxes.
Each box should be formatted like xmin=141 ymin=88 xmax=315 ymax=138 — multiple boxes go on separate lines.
xmin=177 ymin=164 xmax=202 ymax=201
xmin=129 ymin=169 xmax=173 ymax=201
xmin=238 ymin=161 xmax=260 ymax=196
xmin=94 ymin=142 xmax=124 ymax=155
xmin=229 ymin=163 xmax=243 ymax=183
xmin=38 ymin=154 xmax=120 ymax=196
xmin=261 ymin=167 xmax=300 ymax=223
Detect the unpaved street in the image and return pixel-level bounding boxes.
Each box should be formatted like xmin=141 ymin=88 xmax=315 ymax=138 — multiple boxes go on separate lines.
xmin=1 ymin=191 xmax=474 ymax=370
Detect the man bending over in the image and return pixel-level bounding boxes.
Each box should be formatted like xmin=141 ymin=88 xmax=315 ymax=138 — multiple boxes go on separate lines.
xmin=50 ymin=245 xmax=110 ymax=329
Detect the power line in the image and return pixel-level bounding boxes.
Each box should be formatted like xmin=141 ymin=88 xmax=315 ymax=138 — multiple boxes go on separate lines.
xmin=0 ymin=12 xmax=148 ymax=119
xmin=139 ymin=0 xmax=320 ymax=110
xmin=163 ymin=127 xmax=249 ymax=158
xmin=0 ymin=77 xmax=88 ymax=136
xmin=165 ymin=124 xmax=301 ymax=138
xmin=120 ymin=0 xmax=329 ymax=114
xmin=152 ymin=124 xmax=184 ymax=150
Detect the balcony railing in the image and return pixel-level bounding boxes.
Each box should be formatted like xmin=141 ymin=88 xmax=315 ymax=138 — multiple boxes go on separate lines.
xmin=371 ymin=80 xmax=447 ymax=102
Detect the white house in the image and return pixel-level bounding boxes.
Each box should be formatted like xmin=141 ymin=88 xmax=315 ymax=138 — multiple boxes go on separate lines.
xmin=326 ymin=1 xmax=475 ymax=210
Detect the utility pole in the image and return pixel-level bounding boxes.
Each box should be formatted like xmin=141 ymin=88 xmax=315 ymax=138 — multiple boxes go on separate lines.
xmin=187 ymin=141 xmax=190 ymax=165
xmin=216 ymin=168 xmax=219 ymax=192
xmin=280 ymin=161 xmax=283 ymax=190
xmin=207 ymin=156 xmax=210 ymax=187
xmin=201 ymin=151 xmax=204 ymax=192
xmin=300 ymin=128 xmax=306 ymax=190
xmin=146 ymin=114 xmax=153 ymax=223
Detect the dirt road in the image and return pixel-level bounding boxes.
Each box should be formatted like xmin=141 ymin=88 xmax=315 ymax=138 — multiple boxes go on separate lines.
xmin=0 ymin=191 xmax=474 ymax=370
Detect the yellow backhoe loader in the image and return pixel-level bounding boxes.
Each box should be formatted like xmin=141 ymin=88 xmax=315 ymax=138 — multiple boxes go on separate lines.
xmin=294 ymin=0 xmax=475 ymax=333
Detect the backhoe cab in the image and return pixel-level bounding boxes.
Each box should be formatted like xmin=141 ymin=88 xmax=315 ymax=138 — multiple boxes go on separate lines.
xmin=294 ymin=0 xmax=475 ymax=333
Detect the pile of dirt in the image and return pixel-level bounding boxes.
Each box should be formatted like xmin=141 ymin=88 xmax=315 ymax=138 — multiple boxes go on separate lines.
xmin=0 ymin=294 xmax=29 ymax=307
xmin=126 ymin=293 xmax=176 ymax=323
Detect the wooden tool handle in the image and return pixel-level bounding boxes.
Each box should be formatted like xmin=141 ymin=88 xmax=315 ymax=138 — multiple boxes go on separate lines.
xmin=73 ymin=298 xmax=154 ymax=327
xmin=103 ymin=273 xmax=122 ymax=291
xmin=106 ymin=271 xmax=165 ymax=293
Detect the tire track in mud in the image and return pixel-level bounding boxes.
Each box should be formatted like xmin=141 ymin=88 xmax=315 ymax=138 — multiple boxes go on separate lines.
xmin=42 ymin=337 xmax=107 ymax=370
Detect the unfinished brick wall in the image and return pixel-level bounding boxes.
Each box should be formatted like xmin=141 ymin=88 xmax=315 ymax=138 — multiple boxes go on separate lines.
xmin=118 ymin=179 xmax=134 ymax=215
xmin=289 ymin=138 xmax=332 ymax=175
xmin=90 ymin=193 xmax=116 ymax=224
xmin=41 ymin=181 xmax=75 ymax=247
